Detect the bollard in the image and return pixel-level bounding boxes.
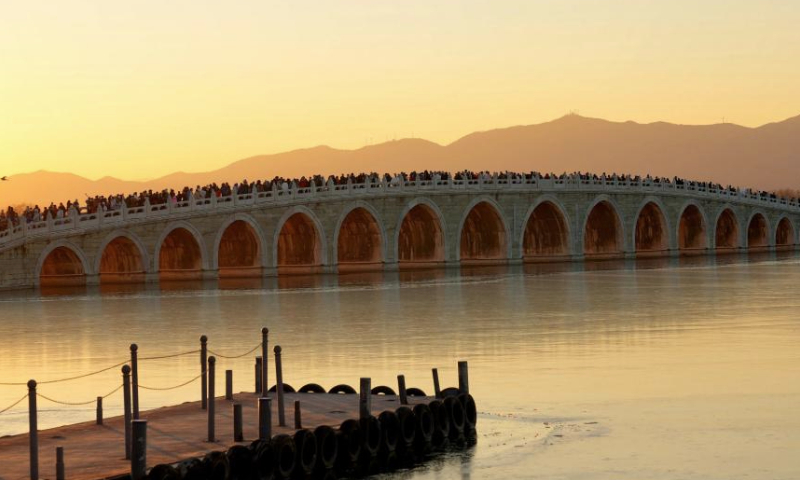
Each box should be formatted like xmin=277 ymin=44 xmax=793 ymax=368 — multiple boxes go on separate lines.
xmin=359 ymin=377 xmax=371 ymax=420
xmin=122 ymin=365 xmax=132 ymax=460
xmin=255 ymin=357 xmax=263 ymax=394
xmin=261 ymin=327 xmax=269 ymax=396
xmin=458 ymin=361 xmax=470 ymax=395
xmin=131 ymin=420 xmax=147 ymax=480
xmin=397 ymin=374 xmax=408 ymax=405
xmin=200 ymin=335 xmax=208 ymax=410
xmin=130 ymin=344 xmax=139 ymax=419
xmin=233 ymin=404 xmax=243 ymax=442
xmin=432 ymin=368 xmax=442 ymax=399
xmin=55 ymin=447 xmax=65 ymax=480
xmin=96 ymin=397 xmax=103 ymax=425
xmin=208 ymin=356 xmax=216 ymax=442
xmin=226 ymin=370 xmax=233 ymax=401
xmin=274 ymin=345 xmax=286 ymax=426
xmin=28 ymin=380 xmax=38 ymax=480
xmin=258 ymin=397 xmax=272 ymax=440
xmin=294 ymin=400 xmax=302 ymax=429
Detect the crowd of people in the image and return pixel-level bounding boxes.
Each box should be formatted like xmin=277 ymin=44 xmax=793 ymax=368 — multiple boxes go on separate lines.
xmin=0 ymin=170 xmax=792 ymax=231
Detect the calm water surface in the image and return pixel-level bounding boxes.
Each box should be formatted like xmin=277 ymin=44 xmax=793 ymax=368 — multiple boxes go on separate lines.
xmin=1 ymin=255 xmax=799 ymax=479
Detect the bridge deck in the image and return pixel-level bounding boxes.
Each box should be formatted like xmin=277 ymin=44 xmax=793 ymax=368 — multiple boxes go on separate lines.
xmin=0 ymin=392 xmax=427 ymax=480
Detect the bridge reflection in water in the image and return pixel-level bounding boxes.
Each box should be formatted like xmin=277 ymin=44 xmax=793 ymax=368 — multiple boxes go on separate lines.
xmin=0 ymin=176 xmax=796 ymax=289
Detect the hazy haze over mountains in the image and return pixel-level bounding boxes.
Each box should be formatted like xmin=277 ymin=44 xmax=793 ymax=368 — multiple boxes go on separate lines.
xmin=3 ymin=114 xmax=799 ymax=207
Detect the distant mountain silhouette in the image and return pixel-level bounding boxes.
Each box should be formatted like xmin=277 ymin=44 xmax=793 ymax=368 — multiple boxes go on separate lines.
xmin=3 ymin=114 xmax=799 ymax=207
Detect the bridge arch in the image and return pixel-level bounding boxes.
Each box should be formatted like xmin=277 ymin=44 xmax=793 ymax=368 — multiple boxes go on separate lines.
xmin=95 ymin=230 xmax=150 ymax=282
xmin=582 ymin=196 xmax=624 ymax=257
xmin=677 ymin=201 xmax=709 ymax=252
xmin=457 ymin=196 xmax=510 ymax=261
xmin=633 ymin=197 xmax=671 ymax=254
xmin=775 ymin=216 xmax=795 ymax=248
xmin=713 ymin=206 xmax=740 ymax=251
xmin=334 ymin=202 xmax=387 ymax=268
xmin=155 ymin=221 xmax=208 ymax=278
xmin=37 ymin=240 xmax=91 ymax=286
xmin=213 ymin=214 xmax=267 ymax=274
xmin=394 ymin=198 xmax=447 ymax=265
xmin=274 ymin=206 xmax=328 ymax=271
xmin=746 ymin=211 xmax=771 ymax=250
xmin=520 ymin=195 xmax=571 ymax=260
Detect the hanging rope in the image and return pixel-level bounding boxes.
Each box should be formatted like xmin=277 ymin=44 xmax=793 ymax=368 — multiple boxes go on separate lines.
xmin=209 ymin=342 xmax=262 ymax=359
xmin=0 ymin=393 xmax=28 ymax=415
xmin=0 ymin=360 xmax=129 ymax=386
xmin=139 ymin=372 xmax=204 ymax=391
xmin=37 ymin=384 xmax=123 ymax=407
xmin=139 ymin=349 xmax=200 ymax=361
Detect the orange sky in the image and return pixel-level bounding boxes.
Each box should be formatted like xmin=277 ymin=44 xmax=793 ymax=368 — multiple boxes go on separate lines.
xmin=1 ymin=0 xmax=798 ymax=180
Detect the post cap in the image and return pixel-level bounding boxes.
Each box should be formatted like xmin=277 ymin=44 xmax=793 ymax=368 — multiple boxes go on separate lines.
xmin=122 ymin=365 xmax=131 ymax=374
xmin=274 ymin=345 xmax=282 ymax=354
xmin=130 ymin=343 xmax=138 ymax=352
xmin=261 ymin=327 xmax=269 ymax=335
xmin=27 ymin=379 xmax=37 ymax=389
xmin=209 ymin=356 xmax=216 ymax=364
xmin=200 ymin=335 xmax=208 ymax=343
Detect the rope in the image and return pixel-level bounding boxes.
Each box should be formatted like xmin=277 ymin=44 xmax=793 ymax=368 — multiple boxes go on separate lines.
xmin=0 ymin=393 xmax=28 ymax=415
xmin=139 ymin=372 xmax=204 ymax=391
xmin=38 ymin=384 xmax=123 ymax=406
xmin=0 ymin=360 xmax=129 ymax=386
xmin=139 ymin=349 xmax=200 ymax=361
xmin=209 ymin=342 xmax=262 ymax=359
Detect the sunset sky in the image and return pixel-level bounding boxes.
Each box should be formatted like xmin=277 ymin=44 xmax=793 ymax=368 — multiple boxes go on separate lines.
xmin=1 ymin=0 xmax=798 ymax=180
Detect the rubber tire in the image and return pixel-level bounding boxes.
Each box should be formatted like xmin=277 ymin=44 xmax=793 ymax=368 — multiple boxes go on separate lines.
xmin=226 ymin=445 xmax=254 ymax=480
xmin=428 ymin=400 xmax=451 ymax=451
xmin=202 ymin=451 xmax=230 ymax=480
xmin=412 ymin=403 xmax=434 ymax=448
xmin=146 ymin=464 xmax=180 ymax=480
xmin=395 ymin=406 xmax=417 ymax=448
xmin=440 ymin=387 xmax=460 ymax=398
xmin=444 ymin=396 xmax=466 ymax=441
xmin=378 ymin=410 xmax=400 ymax=454
xmin=298 ymin=383 xmax=326 ymax=393
xmin=360 ymin=415 xmax=382 ymax=459
xmin=272 ymin=434 xmax=296 ymax=479
xmin=371 ymin=385 xmax=396 ymax=396
xmin=406 ymin=387 xmax=427 ymax=397
xmin=337 ymin=420 xmax=362 ymax=473
xmin=458 ymin=393 xmax=478 ymax=432
xmin=267 ymin=384 xmax=296 ymax=393
xmin=314 ymin=425 xmax=339 ymax=471
xmin=293 ymin=429 xmax=318 ymax=476
xmin=328 ymin=384 xmax=356 ymax=395
xmin=252 ymin=439 xmax=275 ymax=480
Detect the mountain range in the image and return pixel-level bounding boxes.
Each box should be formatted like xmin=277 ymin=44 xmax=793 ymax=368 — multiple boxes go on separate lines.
xmin=3 ymin=113 xmax=799 ymax=207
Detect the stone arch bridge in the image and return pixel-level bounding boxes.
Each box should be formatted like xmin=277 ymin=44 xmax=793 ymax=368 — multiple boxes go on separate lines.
xmin=1 ymin=175 xmax=797 ymax=289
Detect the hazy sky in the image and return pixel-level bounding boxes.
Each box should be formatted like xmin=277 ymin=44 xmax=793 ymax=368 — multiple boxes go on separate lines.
xmin=1 ymin=0 xmax=798 ymax=180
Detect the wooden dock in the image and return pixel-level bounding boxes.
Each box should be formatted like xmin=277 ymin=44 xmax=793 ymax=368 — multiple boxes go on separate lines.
xmin=0 ymin=391 xmax=445 ymax=480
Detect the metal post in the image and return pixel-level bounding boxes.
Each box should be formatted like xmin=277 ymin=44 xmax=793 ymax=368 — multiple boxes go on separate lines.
xmin=397 ymin=374 xmax=408 ymax=405
xmin=208 ymin=356 xmax=216 ymax=442
xmin=122 ymin=365 xmax=132 ymax=460
xmin=130 ymin=344 xmax=139 ymax=419
xmin=225 ymin=370 xmax=233 ymax=400
xmin=294 ymin=400 xmax=302 ymax=429
xmin=55 ymin=447 xmax=65 ymax=480
xmin=200 ymin=335 xmax=208 ymax=410
xmin=233 ymin=404 xmax=243 ymax=442
xmin=359 ymin=377 xmax=371 ymax=420
xmin=261 ymin=328 xmax=269 ymax=396
xmin=28 ymin=380 xmax=38 ymax=480
xmin=274 ymin=345 xmax=285 ymax=426
xmin=96 ymin=396 xmax=103 ymax=425
xmin=255 ymin=357 xmax=263 ymax=394
xmin=258 ymin=397 xmax=272 ymax=440
xmin=131 ymin=420 xmax=147 ymax=480
xmin=458 ymin=361 xmax=469 ymax=395
xmin=432 ymin=368 xmax=442 ymax=399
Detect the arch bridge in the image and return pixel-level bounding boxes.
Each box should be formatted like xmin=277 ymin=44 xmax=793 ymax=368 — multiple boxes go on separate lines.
xmin=1 ymin=175 xmax=797 ymax=288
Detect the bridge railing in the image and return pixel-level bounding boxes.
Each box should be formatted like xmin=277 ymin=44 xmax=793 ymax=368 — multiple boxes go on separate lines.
xmin=3 ymin=174 xmax=799 ymax=247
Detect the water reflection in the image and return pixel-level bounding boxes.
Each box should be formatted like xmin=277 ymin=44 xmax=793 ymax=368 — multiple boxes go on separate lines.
xmin=1 ymin=252 xmax=799 ymax=479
